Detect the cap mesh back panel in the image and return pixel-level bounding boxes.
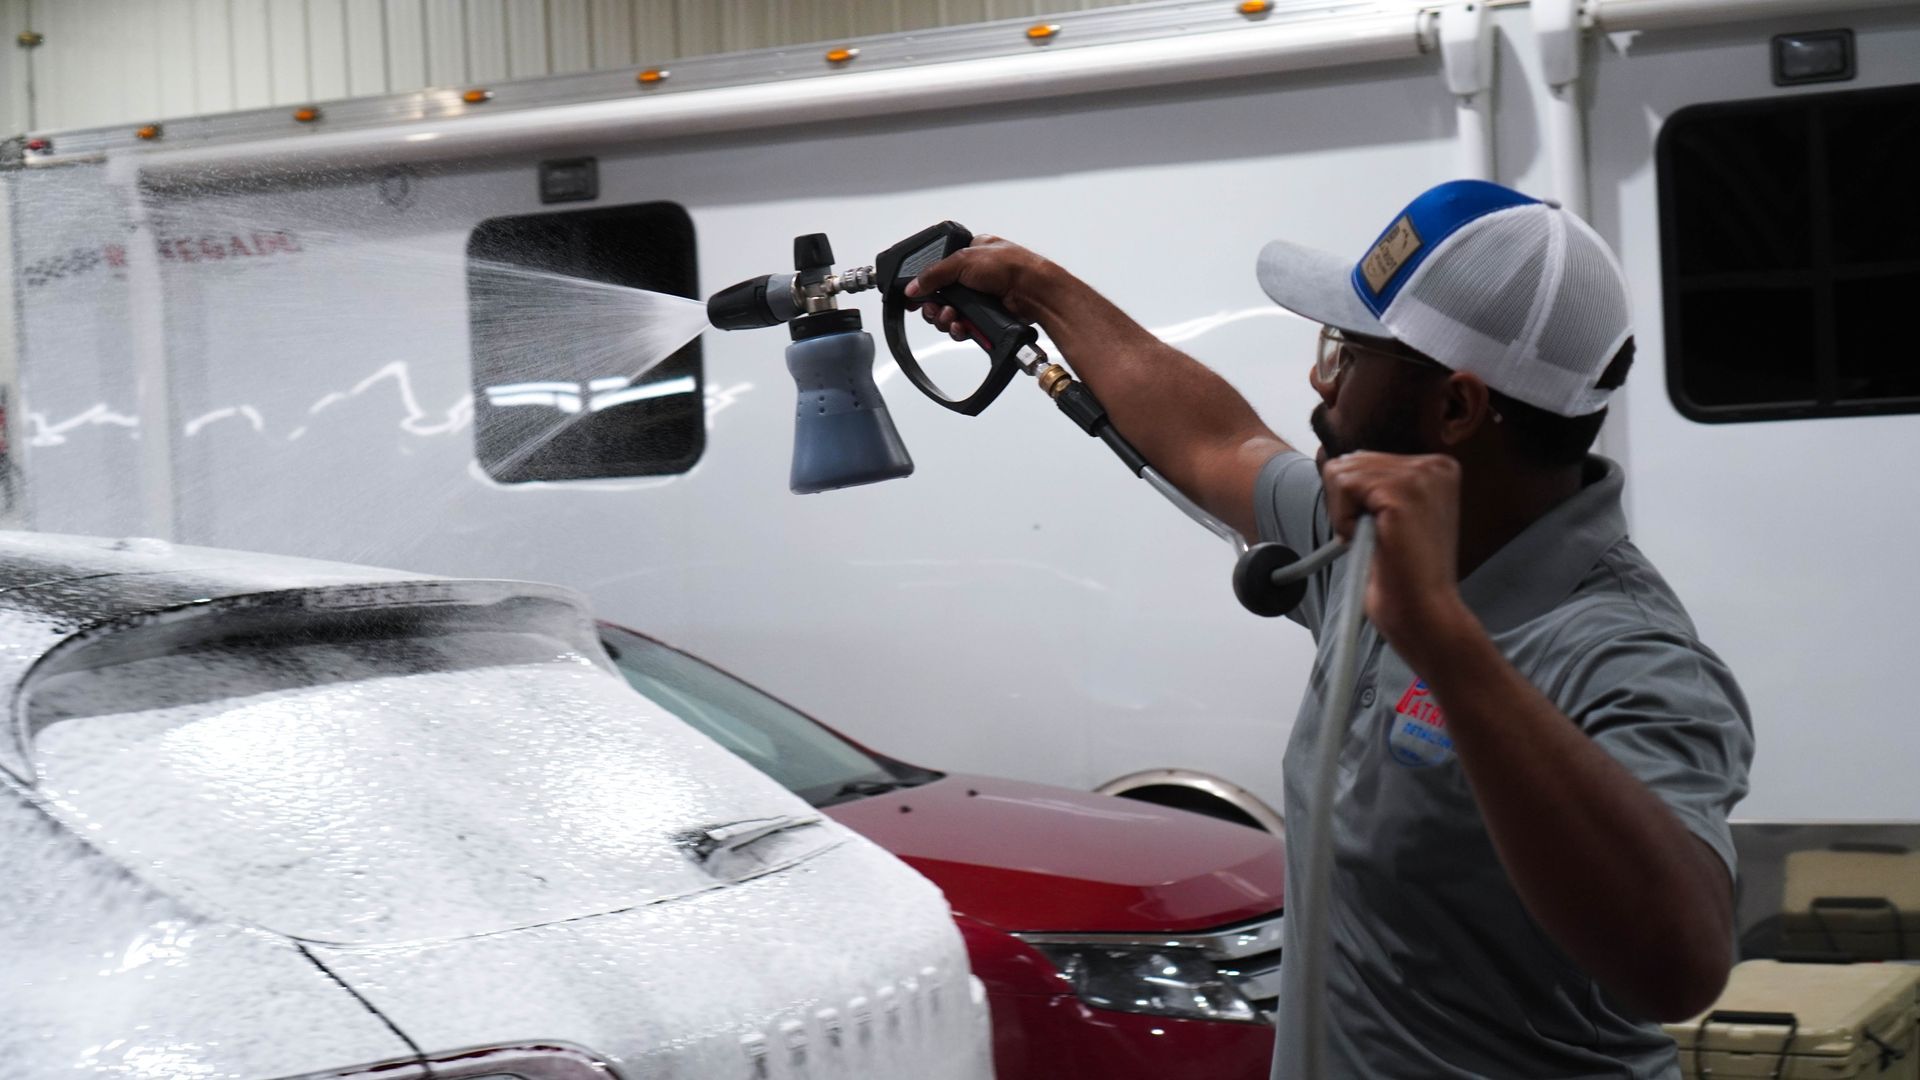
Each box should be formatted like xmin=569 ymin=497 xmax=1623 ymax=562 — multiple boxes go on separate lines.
xmin=1385 ymin=205 xmax=1631 ymax=416
xmin=1541 ymin=215 xmax=1634 ymax=387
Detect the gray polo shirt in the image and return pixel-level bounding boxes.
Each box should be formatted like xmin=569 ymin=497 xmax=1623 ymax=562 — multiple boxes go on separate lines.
xmin=1256 ymin=450 xmax=1753 ymax=1079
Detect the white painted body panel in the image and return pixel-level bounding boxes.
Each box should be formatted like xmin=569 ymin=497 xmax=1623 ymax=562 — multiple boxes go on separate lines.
xmin=0 ymin=536 xmax=991 ymax=1078
xmin=0 ymin=780 xmax=414 ymax=1078
xmin=8 ymin=4 xmax=1919 ymax=842
xmin=1584 ymin=6 xmax=1920 ymax=822
xmin=312 ymin=840 xmax=988 ymax=1080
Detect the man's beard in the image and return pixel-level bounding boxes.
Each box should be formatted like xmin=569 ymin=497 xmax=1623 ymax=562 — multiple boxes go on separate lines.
xmin=1310 ymin=398 xmax=1432 ymax=461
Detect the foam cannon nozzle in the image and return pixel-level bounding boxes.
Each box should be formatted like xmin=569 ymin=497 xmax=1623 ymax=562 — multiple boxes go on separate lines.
xmin=706 ymin=233 xmax=912 ymax=494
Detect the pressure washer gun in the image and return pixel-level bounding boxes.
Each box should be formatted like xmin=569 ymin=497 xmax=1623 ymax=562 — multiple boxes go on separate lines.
xmin=710 ymin=225 xmax=1372 ymax=1076
xmin=704 ymin=221 xmax=1345 ymax=619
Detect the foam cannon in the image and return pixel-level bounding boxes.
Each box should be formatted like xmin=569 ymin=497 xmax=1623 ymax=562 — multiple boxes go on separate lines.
xmin=704 ymin=222 xmax=1348 ymax=620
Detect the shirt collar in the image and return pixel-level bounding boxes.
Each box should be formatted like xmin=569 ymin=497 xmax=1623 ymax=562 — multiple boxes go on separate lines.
xmin=1457 ymin=455 xmax=1627 ymax=634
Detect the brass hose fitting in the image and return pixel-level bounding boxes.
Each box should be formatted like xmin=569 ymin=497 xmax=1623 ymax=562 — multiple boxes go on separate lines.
xmin=1036 ymin=363 xmax=1074 ymax=399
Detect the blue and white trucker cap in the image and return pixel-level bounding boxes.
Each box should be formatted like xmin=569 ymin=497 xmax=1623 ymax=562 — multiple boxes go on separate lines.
xmin=1255 ymin=180 xmax=1632 ymax=417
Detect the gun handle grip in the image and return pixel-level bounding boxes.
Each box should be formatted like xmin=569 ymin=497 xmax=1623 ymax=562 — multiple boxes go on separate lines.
xmin=935 ymin=284 xmax=1037 ymax=362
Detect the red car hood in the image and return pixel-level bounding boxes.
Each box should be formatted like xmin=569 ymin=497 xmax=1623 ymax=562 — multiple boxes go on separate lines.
xmin=824 ymin=774 xmax=1285 ymax=934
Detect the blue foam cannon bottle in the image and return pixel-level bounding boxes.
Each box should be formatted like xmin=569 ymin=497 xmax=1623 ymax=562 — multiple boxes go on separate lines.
xmin=706 ymin=233 xmax=914 ymax=494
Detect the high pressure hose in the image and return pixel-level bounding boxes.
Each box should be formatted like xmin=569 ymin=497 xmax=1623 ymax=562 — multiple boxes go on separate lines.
xmin=1281 ymin=515 xmax=1377 ymax=1080
xmin=1032 ymin=362 xmax=1380 ymax=1080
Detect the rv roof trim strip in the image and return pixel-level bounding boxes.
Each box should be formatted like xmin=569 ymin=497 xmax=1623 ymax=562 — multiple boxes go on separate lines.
xmin=12 ymin=0 xmax=1430 ymax=174
xmin=1592 ymin=0 xmax=1916 ymax=33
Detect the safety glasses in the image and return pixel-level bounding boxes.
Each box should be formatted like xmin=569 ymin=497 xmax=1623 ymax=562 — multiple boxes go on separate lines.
xmin=1314 ymin=326 xmax=1451 ymax=386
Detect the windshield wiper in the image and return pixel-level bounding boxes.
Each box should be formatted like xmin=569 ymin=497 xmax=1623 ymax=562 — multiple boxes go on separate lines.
xmin=832 ymin=779 xmax=909 ymax=800
xmin=677 ymin=814 xmax=821 ymax=862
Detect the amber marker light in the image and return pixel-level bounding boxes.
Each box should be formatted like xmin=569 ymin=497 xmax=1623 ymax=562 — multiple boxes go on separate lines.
xmin=462 ymin=88 xmax=493 ymax=104
xmin=136 ymin=124 xmax=162 ymax=141
xmin=637 ymin=68 xmax=668 ymax=85
xmin=293 ymin=106 xmax=322 ymax=123
xmin=1239 ymin=0 xmax=1273 ymax=13
xmin=1027 ymin=23 xmax=1061 ymax=41
xmin=825 ymin=47 xmax=859 ymax=64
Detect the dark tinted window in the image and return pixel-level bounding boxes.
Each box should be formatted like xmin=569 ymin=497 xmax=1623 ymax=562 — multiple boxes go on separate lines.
xmin=467 ymin=202 xmax=703 ymax=481
xmin=1658 ymin=83 xmax=1920 ymax=422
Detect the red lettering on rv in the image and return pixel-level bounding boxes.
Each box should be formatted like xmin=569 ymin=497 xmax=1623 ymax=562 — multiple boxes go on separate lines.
xmin=153 ymin=232 xmax=303 ymax=265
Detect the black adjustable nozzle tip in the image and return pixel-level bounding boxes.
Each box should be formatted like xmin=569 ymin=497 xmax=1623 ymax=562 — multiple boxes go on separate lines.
xmin=707 ymin=276 xmax=778 ymax=330
xmin=708 ymin=272 xmax=802 ymax=331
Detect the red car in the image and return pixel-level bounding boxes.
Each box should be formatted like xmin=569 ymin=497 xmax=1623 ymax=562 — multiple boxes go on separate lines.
xmin=599 ymin=624 xmax=1284 ymax=1078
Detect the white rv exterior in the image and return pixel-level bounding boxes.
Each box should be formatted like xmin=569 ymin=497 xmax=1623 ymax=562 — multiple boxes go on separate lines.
xmin=4 ymin=0 xmax=1916 ymax=836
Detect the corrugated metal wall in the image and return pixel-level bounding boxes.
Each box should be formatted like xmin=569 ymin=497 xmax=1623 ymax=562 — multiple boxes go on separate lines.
xmin=11 ymin=0 xmax=1130 ymax=133
xmin=2 ymin=0 xmax=31 ymax=135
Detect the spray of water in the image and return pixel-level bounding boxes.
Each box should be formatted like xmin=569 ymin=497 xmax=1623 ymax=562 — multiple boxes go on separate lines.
xmin=11 ymin=162 xmax=728 ymax=565
xmin=466 ymin=259 xmax=712 ymax=482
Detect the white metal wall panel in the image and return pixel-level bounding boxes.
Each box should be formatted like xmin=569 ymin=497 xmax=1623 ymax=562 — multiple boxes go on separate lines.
xmin=16 ymin=2 xmax=1179 ymax=137
xmin=30 ymin=0 xmax=95 ymax=131
xmin=228 ymin=0 xmax=273 ymax=110
xmin=309 ymin=0 xmax=351 ymax=101
xmin=631 ymin=0 xmax=674 ymax=65
xmin=547 ymin=0 xmax=590 ymax=72
xmin=156 ymin=0 xmax=200 ymax=119
xmin=0 ymin=0 xmax=28 ymax=135
xmin=941 ymin=0 xmax=991 ymax=27
xmin=589 ymin=0 xmax=634 ymax=68
xmin=345 ymin=0 xmax=388 ymax=95
xmin=713 ymin=0 xmax=757 ymax=54
xmin=466 ymin=0 xmax=508 ymax=82
xmin=672 ymin=0 xmax=722 ymax=60
xmin=895 ymin=0 xmax=940 ymax=31
xmin=268 ymin=0 xmax=311 ymax=104
xmin=423 ymin=0 xmax=465 ymax=86
xmin=191 ymin=0 xmax=237 ymax=114
xmin=505 ymin=0 xmax=548 ymax=78
xmin=116 ymin=0 xmax=161 ymax=124
xmin=383 ymin=0 xmax=428 ymax=90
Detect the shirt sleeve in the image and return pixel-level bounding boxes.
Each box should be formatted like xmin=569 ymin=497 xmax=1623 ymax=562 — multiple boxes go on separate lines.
xmin=1554 ymin=626 xmax=1756 ymax=879
xmin=1252 ymin=449 xmax=1337 ymax=636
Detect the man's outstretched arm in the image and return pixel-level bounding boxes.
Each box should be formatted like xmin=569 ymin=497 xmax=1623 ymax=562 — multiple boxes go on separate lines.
xmin=910 ymin=236 xmax=1290 ymax=541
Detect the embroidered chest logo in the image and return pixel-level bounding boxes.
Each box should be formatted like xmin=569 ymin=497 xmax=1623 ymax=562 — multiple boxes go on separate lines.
xmin=1385 ymin=678 xmax=1455 ymax=767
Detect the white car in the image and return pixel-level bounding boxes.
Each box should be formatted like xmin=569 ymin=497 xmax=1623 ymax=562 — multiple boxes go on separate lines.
xmin=0 ymin=532 xmax=993 ymax=1080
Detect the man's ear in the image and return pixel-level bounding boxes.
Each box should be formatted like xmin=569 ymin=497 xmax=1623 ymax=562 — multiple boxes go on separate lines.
xmin=1436 ymin=372 xmax=1495 ymax=449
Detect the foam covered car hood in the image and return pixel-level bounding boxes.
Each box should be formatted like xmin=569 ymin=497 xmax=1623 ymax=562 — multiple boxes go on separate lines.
xmin=22 ymin=586 xmax=834 ymax=946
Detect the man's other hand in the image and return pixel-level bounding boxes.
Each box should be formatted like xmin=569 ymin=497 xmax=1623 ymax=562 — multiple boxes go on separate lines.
xmin=1321 ymin=451 xmax=1471 ymax=665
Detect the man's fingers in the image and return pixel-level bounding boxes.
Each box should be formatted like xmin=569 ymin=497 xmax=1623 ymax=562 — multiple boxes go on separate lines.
xmin=1322 ymin=453 xmax=1460 ymax=538
xmin=906 ymin=246 xmax=971 ymax=298
xmin=1322 ymin=453 xmax=1402 ymax=538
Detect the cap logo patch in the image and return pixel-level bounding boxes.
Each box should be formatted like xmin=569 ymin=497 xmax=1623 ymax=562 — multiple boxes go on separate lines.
xmin=1361 ymin=215 xmax=1422 ymax=295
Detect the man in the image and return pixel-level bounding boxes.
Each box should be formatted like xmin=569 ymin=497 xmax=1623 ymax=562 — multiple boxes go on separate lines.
xmin=908 ymin=180 xmax=1754 ymax=1077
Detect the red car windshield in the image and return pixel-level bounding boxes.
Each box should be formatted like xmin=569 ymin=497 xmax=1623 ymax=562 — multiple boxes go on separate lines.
xmin=598 ymin=625 xmax=938 ymax=807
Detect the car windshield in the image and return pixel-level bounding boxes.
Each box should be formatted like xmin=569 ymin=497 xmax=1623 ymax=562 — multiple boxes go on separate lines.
xmin=600 ymin=625 xmax=937 ymax=807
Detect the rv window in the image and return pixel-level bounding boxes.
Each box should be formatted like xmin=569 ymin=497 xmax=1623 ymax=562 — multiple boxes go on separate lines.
xmin=467 ymin=202 xmax=703 ymax=481
xmin=1657 ymin=83 xmax=1920 ymax=422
